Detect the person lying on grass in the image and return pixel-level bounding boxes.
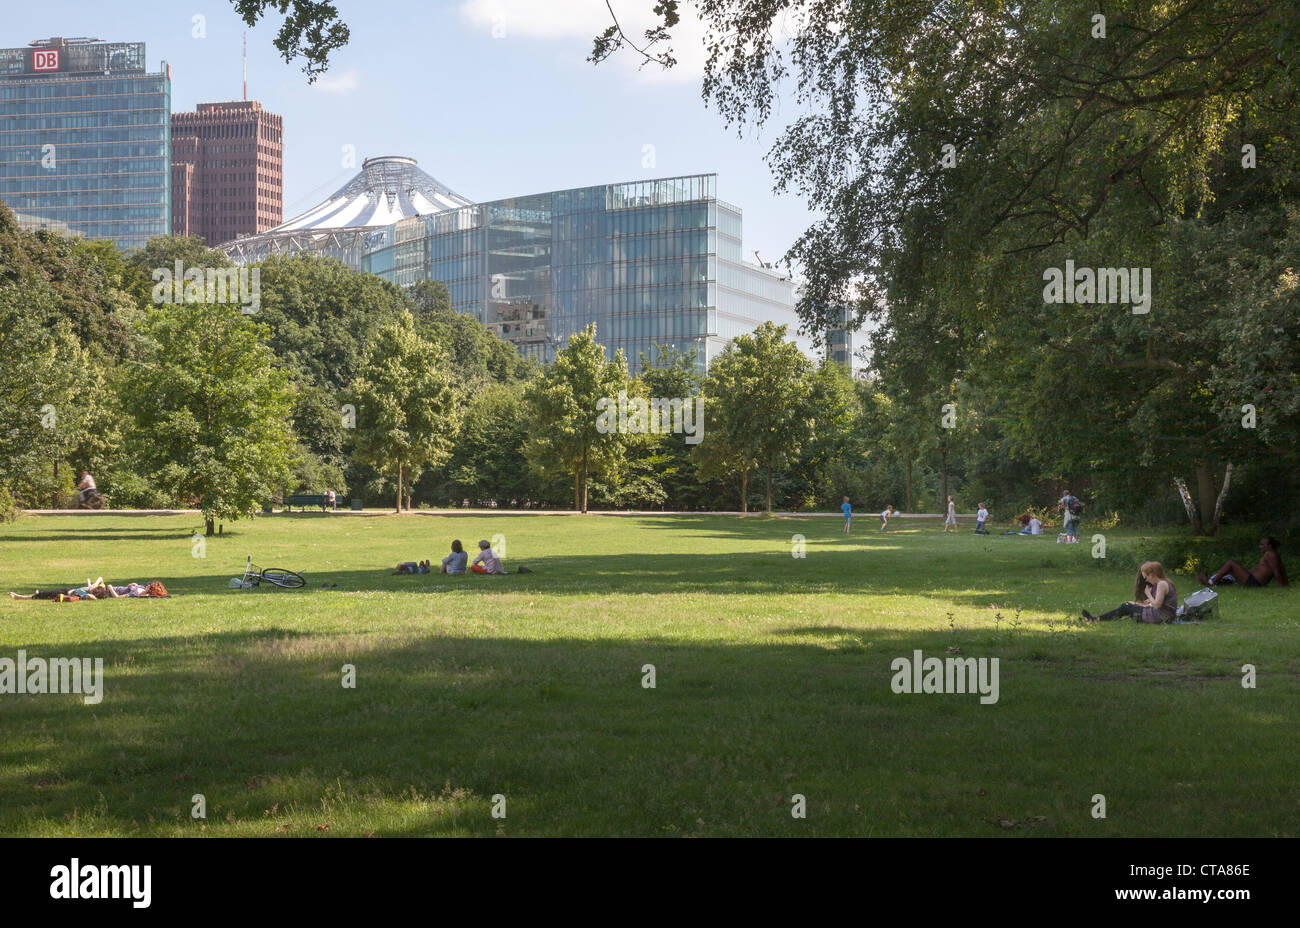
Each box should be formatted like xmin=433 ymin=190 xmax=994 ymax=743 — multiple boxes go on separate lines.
xmin=95 ymin=581 xmax=169 ymax=598
xmin=1081 ymin=561 xmax=1179 ymax=624
xmin=1198 ymin=537 xmax=1288 ymax=588
xmin=10 ymin=578 xmax=168 ymax=601
xmin=440 ymin=540 xmax=468 ymax=575
xmin=394 ymin=560 xmax=431 ymax=575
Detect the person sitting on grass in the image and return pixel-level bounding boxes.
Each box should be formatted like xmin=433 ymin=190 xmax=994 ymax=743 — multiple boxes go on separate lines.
xmin=394 ymin=560 xmax=431 ymax=575
xmin=1082 ymin=561 xmax=1179 ymax=624
xmin=1012 ymin=514 xmax=1043 ymax=535
xmin=1198 ymin=537 xmax=1288 ymax=588
xmin=470 ymin=540 xmax=506 ymax=575
xmin=441 ymin=540 xmax=468 ymax=575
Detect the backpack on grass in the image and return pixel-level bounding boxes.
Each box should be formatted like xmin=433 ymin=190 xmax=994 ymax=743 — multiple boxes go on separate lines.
xmin=1175 ymin=587 xmax=1219 ymax=621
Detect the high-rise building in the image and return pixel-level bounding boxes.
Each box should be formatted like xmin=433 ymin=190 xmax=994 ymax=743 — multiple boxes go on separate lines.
xmin=222 ymin=159 xmax=803 ymax=371
xmin=0 ymin=37 xmax=171 ymax=250
xmin=827 ymin=306 xmax=855 ymax=368
xmin=170 ymin=100 xmax=283 ymax=245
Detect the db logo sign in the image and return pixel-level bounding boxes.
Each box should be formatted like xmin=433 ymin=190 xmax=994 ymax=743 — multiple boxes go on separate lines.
xmin=32 ymin=50 xmax=60 ymax=71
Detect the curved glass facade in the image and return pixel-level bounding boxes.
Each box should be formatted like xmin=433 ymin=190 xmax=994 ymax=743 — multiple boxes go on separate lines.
xmin=362 ymin=173 xmax=799 ymax=372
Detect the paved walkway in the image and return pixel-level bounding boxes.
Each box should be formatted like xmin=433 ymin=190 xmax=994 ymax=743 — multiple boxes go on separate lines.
xmin=24 ymin=508 xmax=968 ymax=518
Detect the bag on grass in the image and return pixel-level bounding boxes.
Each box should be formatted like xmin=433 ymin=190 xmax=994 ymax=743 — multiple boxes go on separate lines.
xmin=1176 ymin=588 xmax=1218 ymax=621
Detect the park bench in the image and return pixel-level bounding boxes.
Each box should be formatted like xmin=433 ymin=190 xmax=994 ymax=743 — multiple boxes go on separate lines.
xmin=283 ymin=494 xmax=327 ymax=511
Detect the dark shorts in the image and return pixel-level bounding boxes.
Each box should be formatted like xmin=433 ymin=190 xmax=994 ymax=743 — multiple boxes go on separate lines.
xmin=1245 ymin=574 xmax=1263 ymax=588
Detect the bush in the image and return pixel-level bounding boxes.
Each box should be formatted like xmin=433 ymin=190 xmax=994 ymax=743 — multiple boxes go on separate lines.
xmin=1099 ymin=526 xmax=1275 ymax=577
xmin=0 ymin=485 xmax=19 ymax=523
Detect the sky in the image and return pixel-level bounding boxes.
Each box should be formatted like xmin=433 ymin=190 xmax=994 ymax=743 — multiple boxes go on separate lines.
xmin=6 ymin=0 xmax=817 ymax=270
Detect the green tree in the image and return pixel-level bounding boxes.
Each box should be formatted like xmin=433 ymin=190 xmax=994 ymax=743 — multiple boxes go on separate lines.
xmin=229 ymin=0 xmax=350 ymax=81
xmin=0 ymin=206 xmax=118 ymax=510
xmin=700 ymin=323 xmax=812 ymax=513
xmin=634 ymin=343 xmax=705 ymax=508
xmin=523 ymin=325 xmax=629 ymax=513
xmin=123 ymin=300 xmax=296 ymax=535
xmin=347 ymin=314 xmax=460 ymax=512
xmin=425 ymin=382 xmax=559 ymax=508
xmin=408 ymin=279 xmax=537 ymax=386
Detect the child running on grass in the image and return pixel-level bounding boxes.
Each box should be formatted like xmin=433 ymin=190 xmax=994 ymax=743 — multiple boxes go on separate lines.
xmin=943 ymin=496 xmax=957 ymax=533
xmin=841 ymin=496 xmax=852 ymax=535
xmin=880 ymin=505 xmax=894 ymax=530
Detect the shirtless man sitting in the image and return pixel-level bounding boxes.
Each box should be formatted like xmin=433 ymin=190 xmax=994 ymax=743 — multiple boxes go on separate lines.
xmin=1199 ymin=537 xmax=1288 ymax=588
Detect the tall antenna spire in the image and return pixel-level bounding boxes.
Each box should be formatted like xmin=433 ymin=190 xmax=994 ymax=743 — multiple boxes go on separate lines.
xmin=242 ymin=32 xmax=247 ymax=100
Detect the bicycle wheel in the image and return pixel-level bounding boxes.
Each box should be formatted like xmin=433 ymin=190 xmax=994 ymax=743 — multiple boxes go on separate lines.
xmin=259 ymin=567 xmax=306 ymax=589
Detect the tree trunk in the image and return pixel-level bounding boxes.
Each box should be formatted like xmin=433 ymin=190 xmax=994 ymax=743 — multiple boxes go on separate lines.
xmin=396 ymin=462 xmax=403 ymax=513
xmin=580 ymin=447 xmax=589 ymax=514
xmin=906 ymin=460 xmax=912 ymax=514
xmin=205 ymin=516 xmax=215 ymax=537
xmin=1194 ymin=460 xmax=1216 ymax=532
xmin=765 ymin=465 xmax=773 ymax=514
xmin=1173 ymin=476 xmax=1204 ymax=535
xmin=940 ymin=450 xmax=949 ymax=514
xmin=573 ymin=470 xmax=580 ymax=511
xmin=53 ymin=459 xmax=59 ymax=510
xmin=1210 ymin=463 xmax=1233 ymax=534
xmin=740 ymin=467 xmax=749 ymax=514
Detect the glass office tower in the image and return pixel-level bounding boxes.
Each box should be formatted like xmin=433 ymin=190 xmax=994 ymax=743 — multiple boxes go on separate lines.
xmin=362 ymin=174 xmax=800 ymax=371
xmin=0 ymin=37 xmax=170 ymax=250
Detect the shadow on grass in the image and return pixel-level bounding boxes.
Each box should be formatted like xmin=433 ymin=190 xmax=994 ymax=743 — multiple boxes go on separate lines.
xmin=0 ymin=625 xmax=1285 ymax=837
xmin=1 ymin=546 xmax=1248 ymax=618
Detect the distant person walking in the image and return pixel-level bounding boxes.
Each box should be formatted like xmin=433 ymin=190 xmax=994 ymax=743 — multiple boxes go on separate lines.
xmin=1059 ymin=490 xmax=1082 ymax=543
xmin=880 ymin=505 xmax=894 ymax=531
xmin=327 ymin=489 xmax=337 ymax=511
xmin=943 ymin=496 xmax=957 ymax=533
xmin=841 ymin=496 xmax=853 ymax=535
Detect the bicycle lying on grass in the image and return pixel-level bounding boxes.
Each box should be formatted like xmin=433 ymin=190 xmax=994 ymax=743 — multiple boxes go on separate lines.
xmin=235 ymin=556 xmax=306 ymax=590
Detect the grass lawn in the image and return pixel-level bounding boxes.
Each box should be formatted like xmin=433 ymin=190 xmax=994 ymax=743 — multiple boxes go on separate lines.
xmin=0 ymin=512 xmax=1295 ymax=837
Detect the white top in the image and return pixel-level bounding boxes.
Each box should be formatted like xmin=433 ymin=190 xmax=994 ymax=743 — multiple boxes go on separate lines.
xmin=1029 ymin=518 xmax=1042 ymax=534
xmin=977 ymin=507 xmax=988 ymax=521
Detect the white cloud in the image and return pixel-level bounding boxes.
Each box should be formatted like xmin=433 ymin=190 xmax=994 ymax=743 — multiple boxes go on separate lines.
xmin=310 ymin=67 xmax=361 ymax=94
xmin=459 ymin=0 xmax=710 ymax=83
